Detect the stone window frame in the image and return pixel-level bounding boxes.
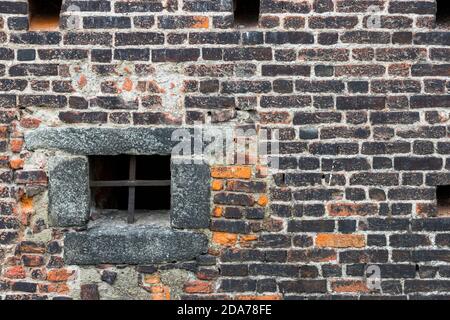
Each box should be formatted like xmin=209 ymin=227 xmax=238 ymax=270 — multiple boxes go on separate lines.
xmin=25 ymin=127 xmax=210 ymax=265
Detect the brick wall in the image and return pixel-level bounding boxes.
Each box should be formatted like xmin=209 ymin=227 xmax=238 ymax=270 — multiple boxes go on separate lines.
xmin=2 ymin=0 xmax=450 ymax=300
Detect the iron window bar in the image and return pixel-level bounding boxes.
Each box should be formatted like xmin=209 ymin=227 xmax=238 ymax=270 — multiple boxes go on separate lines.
xmin=89 ymin=155 xmax=171 ymax=224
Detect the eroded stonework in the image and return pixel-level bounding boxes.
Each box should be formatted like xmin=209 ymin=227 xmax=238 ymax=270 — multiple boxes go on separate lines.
xmin=64 ymin=225 xmax=208 ymax=265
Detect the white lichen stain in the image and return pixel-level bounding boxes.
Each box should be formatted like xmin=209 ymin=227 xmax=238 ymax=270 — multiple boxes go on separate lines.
xmin=152 ymin=64 xmax=184 ymax=116
xmin=68 ymin=62 xmax=184 ymax=117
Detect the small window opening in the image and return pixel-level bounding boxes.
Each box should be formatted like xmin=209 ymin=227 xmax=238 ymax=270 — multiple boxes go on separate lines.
xmin=436 ymin=185 xmax=450 ymax=215
xmin=89 ymin=155 xmax=171 ymax=224
xmin=436 ymin=0 xmax=450 ymax=29
xmin=28 ymin=0 xmax=62 ymax=31
xmin=233 ymin=0 xmax=260 ymax=28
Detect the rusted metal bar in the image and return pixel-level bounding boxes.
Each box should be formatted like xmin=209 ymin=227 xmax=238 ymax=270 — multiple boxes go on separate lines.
xmin=90 ymin=180 xmax=171 ymax=187
xmin=127 ymin=155 xmax=137 ymax=224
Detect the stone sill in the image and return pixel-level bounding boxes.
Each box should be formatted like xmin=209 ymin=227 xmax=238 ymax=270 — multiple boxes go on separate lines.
xmin=64 ymin=224 xmax=208 ymax=265
xmin=90 ymin=210 xmax=171 ymax=228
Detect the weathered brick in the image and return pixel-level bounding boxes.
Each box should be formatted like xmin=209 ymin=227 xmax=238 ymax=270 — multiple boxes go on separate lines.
xmin=279 ymin=280 xmax=327 ymax=293
xmin=394 ymin=157 xmax=443 ymax=171
xmin=328 ymin=203 xmax=378 ymax=217
xmin=288 ymin=220 xmax=335 ymax=233
xmin=316 ymin=234 xmax=365 ymax=248
xmin=115 ymin=32 xmax=164 ymax=46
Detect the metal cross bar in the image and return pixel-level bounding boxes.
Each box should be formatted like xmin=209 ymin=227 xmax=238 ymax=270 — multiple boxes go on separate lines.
xmin=89 ymin=180 xmax=171 ymax=187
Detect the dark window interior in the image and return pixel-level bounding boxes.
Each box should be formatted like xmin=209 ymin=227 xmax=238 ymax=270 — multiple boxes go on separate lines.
xmin=28 ymin=0 xmax=62 ymax=31
xmin=90 ymin=186 xmax=171 ymax=211
xmin=436 ymin=0 xmax=450 ymax=28
xmin=437 ymin=185 xmax=450 ymax=215
xmin=234 ymin=0 xmax=260 ymax=27
xmin=89 ymin=155 xmax=171 ymax=222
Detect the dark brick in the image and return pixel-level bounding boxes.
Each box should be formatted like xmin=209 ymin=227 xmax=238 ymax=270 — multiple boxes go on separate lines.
xmin=115 ymin=1 xmax=163 ymax=13
xmin=394 ymin=157 xmax=443 ymax=171
xmin=266 ymin=32 xmax=314 ymax=44
xmin=262 ymin=65 xmax=310 ymax=76
xmin=279 ymin=280 xmax=327 ymax=293
xmin=405 ymin=280 xmax=450 ymax=293
xmin=220 ymin=264 xmax=248 ymax=277
xmin=249 ymin=264 xmax=298 ymax=277
xmin=11 ymin=282 xmax=37 ymax=293
xmin=64 ymin=32 xmax=111 ymax=46
xmin=115 ymin=32 xmax=164 ymax=46
xmin=413 ymin=219 xmax=450 ymax=232
xmin=0 ymin=1 xmax=27 ymax=13
xmin=390 ymin=234 xmax=431 ymax=248
xmin=114 ymin=49 xmax=150 ymax=61
xmin=80 ymin=284 xmax=100 ymax=300
xmin=262 ymin=96 xmax=311 ymax=109
xmin=213 ymin=193 xmax=254 ymax=206
xmin=219 ymin=279 xmax=256 ymax=292
xmin=223 ymin=48 xmax=272 ymax=61
xmin=83 ymin=16 xmax=131 ymax=29
xmin=288 ymin=220 xmax=335 ymax=232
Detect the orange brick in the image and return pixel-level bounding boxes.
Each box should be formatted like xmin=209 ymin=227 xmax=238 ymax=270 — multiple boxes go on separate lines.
xmin=39 ymin=283 xmax=69 ymax=294
xmin=240 ymin=235 xmax=258 ymax=242
xmin=212 ymin=206 xmax=223 ymax=218
xmin=47 ymin=269 xmax=74 ymax=282
xmin=20 ymin=117 xmax=41 ymax=129
xmin=196 ymin=269 xmax=217 ymax=281
xmin=212 ymin=232 xmax=237 ymax=246
xmin=123 ymin=66 xmax=132 ymax=75
xmin=192 ymin=16 xmax=209 ymax=28
xmin=4 ymin=266 xmax=26 ymax=279
xmin=20 ymin=196 xmax=33 ymax=212
xmin=122 ymin=77 xmax=133 ymax=91
xmin=212 ymin=179 xmax=223 ymax=191
xmin=150 ymin=288 xmax=170 ymax=300
xmin=10 ymin=139 xmax=23 ymax=153
xmin=78 ymin=74 xmax=87 ymax=88
xmin=183 ymin=281 xmax=213 ymax=294
xmin=20 ymin=196 xmax=34 ymax=225
xmin=211 ymin=166 xmax=252 ymax=179
xmin=236 ymin=295 xmax=282 ymax=300
xmin=10 ymin=158 xmax=24 ymax=170
xmin=331 ymin=280 xmax=369 ymax=293
xmin=148 ymin=285 xmax=165 ymax=293
xmin=0 ymin=126 xmax=8 ymax=139
xmin=257 ymin=195 xmax=269 ymax=207
xmin=208 ymin=247 xmax=220 ymax=256
xmin=240 ymin=234 xmax=258 ymax=247
xmin=144 ymin=274 xmax=161 ymax=285
xmin=316 ymin=234 xmax=365 ymax=248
